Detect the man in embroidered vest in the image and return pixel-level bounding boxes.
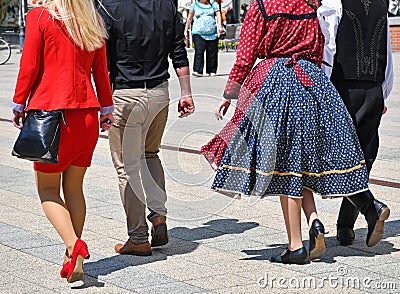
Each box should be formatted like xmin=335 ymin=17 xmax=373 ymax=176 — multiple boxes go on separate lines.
xmin=330 ymin=0 xmax=394 ymax=247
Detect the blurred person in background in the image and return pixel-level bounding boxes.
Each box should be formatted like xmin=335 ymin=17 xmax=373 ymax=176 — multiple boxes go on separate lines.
xmin=184 ymin=0 xmax=224 ymax=77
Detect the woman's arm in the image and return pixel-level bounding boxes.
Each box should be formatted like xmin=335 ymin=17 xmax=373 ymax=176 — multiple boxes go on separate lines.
xmin=184 ymin=10 xmax=194 ymax=37
xmin=215 ymin=10 xmax=224 ymax=35
xmin=92 ymin=44 xmax=114 ymax=114
xmin=223 ymin=1 xmax=265 ymax=99
xmin=13 ymin=8 xmax=44 ymax=110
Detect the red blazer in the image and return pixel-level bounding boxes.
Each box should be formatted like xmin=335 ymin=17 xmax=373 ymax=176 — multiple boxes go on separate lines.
xmin=13 ymin=7 xmax=113 ymax=112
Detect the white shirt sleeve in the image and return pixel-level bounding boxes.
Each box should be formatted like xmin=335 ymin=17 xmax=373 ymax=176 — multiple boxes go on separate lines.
xmin=12 ymin=102 xmax=25 ymax=113
xmin=382 ymin=19 xmax=394 ymax=100
xmin=317 ymin=0 xmax=343 ymax=78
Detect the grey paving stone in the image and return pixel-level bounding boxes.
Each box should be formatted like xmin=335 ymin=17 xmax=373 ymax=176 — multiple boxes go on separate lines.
xmin=185 ymin=273 xmax=252 ymax=292
xmin=135 ymin=281 xmax=208 ymax=294
xmin=56 ymin=275 xmax=137 ymax=293
xmin=21 ymin=243 xmax=67 ymax=264
xmin=100 ymin=266 xmax=178 ymax=290
xmin=364 ymin=262 xmax=400 ymax=280
xmin=0 ymin=271 xmax=54 ymax=294
xmin=0 ymin=225 xmax=60 ymax=250
xmin=0 ymin=222 xmax=21 ymax=234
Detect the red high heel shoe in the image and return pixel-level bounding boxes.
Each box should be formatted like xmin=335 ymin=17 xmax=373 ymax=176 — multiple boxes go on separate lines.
xmin=67 ymin=239 xmax=90 ymax=283
xmin=60 ymin=249 xmax=70 ymax=279
xmin=60 ymin=261 xmax=70 ymax=278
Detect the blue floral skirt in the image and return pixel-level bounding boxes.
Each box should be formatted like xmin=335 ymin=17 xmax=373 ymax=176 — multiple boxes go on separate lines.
xmin=207 ymin=58 xmax=369 ymax=198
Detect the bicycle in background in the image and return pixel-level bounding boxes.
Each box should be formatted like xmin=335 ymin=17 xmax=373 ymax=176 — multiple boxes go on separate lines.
xmin=0 ymin=38 xmax=12 ymax=65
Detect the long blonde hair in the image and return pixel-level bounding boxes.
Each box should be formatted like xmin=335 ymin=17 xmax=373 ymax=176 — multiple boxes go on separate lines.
xmin=44 ymin=0 xmax=107 ymax=51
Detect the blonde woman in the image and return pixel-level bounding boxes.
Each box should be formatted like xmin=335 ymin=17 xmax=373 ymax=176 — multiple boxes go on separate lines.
xmin=12 ymin=0 xmax=114 ymax=283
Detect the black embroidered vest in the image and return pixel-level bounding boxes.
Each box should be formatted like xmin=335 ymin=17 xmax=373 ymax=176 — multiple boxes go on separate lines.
xmin=331 ymin=0 xmax=387 ymax=83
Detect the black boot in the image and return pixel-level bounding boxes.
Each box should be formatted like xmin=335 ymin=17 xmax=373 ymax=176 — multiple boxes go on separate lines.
xmin=337 ymin=198 xmax=359 ymax=246
xmin=270 ymin=247 xmax=308 ymax=265
xmin=309 ymin=219 xmax=327 ymax=260
xmin=347 ymin=191 xmax=390 ymax=247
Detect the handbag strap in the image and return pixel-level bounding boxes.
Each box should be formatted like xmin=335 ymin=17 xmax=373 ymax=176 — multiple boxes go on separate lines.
xmin=61 ymin=111 xmax=68 ymax=127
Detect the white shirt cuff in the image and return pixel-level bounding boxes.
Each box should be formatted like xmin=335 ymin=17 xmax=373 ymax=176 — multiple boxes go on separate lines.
xmin=100 ymin=105 xmax=114 ymax=115
xmin=12 ymin=102 xmax=25 ymax=113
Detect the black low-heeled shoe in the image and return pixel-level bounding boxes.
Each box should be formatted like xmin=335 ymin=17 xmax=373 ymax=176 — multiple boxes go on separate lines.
xmin=309 ymin=219 xmax=327 ymax=260
xmin=270 ymin=246 xmax=308 ymax=265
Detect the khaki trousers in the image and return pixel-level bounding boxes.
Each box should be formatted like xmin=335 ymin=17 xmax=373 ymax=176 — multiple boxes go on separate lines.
xmin=109 ymin=84 xmax=169 ymax=244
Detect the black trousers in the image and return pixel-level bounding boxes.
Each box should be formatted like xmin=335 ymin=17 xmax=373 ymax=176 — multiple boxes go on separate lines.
xmin=192 ymin=34 xmax=218 ymax=74
xmin=332 ymin=80 xmax=384 ymax=228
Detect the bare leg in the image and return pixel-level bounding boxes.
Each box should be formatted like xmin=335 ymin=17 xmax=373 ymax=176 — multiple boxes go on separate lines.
xmin=272 ymin=196 xmax=307 ymax=264
xmin=280 ymin=196 xmax=291 ymax=245
xmin=302 ymin=188 xmax=318 ymax=227
xmin=36 ymin=171 xmax=78 ymax=255
xmin=280 ymin=196 xmax=303 ymax=251
xmin=62 ymin=165 xmax=87 ymax=238
xmin=302 ymin=189 xmax=326 ymax=260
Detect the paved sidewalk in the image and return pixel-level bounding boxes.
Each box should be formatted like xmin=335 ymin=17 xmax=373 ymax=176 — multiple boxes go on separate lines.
xmin=0 ymin=49 xmax=399 ymax=293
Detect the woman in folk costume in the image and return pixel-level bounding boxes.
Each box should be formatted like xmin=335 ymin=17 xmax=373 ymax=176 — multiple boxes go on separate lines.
xmin=202 ymin=0 xmax=372 ymax=264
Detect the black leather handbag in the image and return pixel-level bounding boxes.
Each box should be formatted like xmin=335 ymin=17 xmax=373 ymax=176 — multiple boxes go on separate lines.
xmin=12 ymin=110 xmax=66 ymax=164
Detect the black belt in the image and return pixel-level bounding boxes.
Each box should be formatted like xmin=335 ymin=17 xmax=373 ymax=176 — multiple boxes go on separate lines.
xmin=114 ymin=79 xmax=167 ymax=90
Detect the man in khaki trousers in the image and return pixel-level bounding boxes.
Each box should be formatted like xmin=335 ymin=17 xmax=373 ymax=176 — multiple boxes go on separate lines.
xmin=98 ymin=0 xmax=194 ymax=255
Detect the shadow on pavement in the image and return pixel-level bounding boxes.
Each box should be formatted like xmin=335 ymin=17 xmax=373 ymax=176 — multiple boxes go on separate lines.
xmin=78 ymin=218 xmax=259 ymax=289
xmin=168 ymin=218 xmax=259 ymax=242
xmin=241 ymin=219 xmax=400 ymax=264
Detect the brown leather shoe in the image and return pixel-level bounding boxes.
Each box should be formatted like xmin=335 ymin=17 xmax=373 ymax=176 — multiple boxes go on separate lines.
xmin=151 ymin=216 xmax=169 ymax=247
xmin=114 ymin=240 xmax=152 ymax=256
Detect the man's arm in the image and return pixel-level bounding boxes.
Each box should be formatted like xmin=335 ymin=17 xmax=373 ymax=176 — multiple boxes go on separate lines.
xmin=175 ymin=66 xmax=194 ymax=117
xmin=169 ymin=6 xmax=194 ymax=117
xmin=319 ymin=0 xmax=343 ymax=77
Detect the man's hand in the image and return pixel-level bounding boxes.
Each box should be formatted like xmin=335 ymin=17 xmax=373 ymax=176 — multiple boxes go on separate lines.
xmin=12 ymin=110 xmax=25 ymax=129
xmin=215 ymin=98 xmax=231 ymax=120
xmin=178 ymin=96 xmax=195 ymax=118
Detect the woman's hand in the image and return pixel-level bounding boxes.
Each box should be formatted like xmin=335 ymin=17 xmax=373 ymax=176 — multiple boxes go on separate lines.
xmin=100 ymin=113 xmax=114 ymax=132
xmin=215 ymin=98 xmax=231 ymax=120
xmin=12 ymin=110 xmax=25 ymax=129
xmin=218 ymin=27 xmax=225 ymax=36
xmin=382 ymin=105 xmax=387 ymax=115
